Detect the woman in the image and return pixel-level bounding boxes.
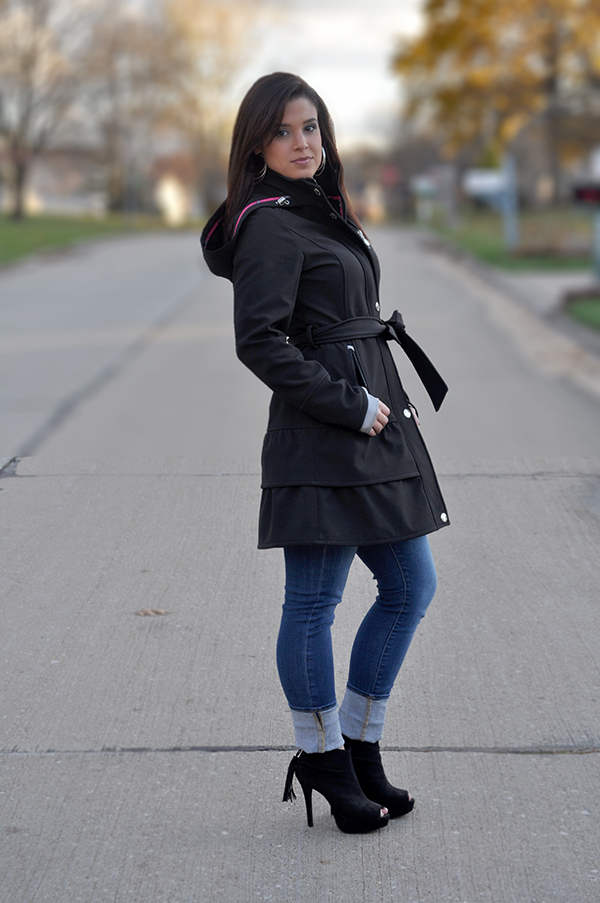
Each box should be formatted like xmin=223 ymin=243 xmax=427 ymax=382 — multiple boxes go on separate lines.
xmin=201 ymin=72 xmax=449 ymax=835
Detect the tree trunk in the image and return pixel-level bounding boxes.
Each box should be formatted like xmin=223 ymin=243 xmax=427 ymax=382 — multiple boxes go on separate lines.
xmin=107 ymin=161 xmax=126 ymax=212
xmin=545 ymin=106 xmax=563 ymax=204
xmin=541 ymin=19 xmax=563 ymax=205
xmin=10 ymin=159 xmax=28 ymax=221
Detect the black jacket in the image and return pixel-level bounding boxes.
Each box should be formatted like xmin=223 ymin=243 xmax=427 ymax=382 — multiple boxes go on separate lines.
xmin=201 ymin=166 xmax=449 ymax=547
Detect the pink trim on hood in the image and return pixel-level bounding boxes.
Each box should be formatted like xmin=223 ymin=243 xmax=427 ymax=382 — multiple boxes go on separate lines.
xmin=234 ymin=197 xmax=282 ymax=236
xmin=205 ymin=218 xmax=222 ymax=245
xmin=328 ymin=195 xmax=343 ymax=216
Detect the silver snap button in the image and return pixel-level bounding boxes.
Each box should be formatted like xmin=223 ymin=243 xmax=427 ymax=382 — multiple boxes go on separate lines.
xmin=314 ymin=188 xmax=321 ymax=195
xmin=330 ymin=213 xmax=337 ymax=219
xmin=403 ymin=408 xmax=411 ymax=418
xmin=375 ymin=302 xmax=380 ymax=311
xmin=440 ymin=512 xmax=448 ymax=522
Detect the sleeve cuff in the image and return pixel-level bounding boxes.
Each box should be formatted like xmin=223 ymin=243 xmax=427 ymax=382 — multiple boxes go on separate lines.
xmin=359 ymin=388 xmax=380 ymax=433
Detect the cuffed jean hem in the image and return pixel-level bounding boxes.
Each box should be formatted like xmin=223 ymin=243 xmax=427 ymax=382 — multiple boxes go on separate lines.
xmin=290 ymin=704 xmax=344 ymax=754
xmin=338 ymin=687 xmax=389 ymax=743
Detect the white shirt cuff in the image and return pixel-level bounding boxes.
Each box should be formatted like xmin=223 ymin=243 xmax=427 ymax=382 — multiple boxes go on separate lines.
xmin=359 ymin=388 xmax=380 ymax=433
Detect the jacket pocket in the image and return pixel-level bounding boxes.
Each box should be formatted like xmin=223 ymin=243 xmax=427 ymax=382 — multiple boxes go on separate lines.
xmin=347 ymin=344 xmax=369 ymax=392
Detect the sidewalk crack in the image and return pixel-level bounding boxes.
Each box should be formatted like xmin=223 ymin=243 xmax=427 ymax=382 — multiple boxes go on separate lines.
xmin=1 ymin=743 xmax=598 ymax=758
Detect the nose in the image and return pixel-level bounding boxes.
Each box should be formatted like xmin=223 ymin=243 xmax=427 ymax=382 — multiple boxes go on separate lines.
xmin=293 ymin=129 xmax=308 ymax=149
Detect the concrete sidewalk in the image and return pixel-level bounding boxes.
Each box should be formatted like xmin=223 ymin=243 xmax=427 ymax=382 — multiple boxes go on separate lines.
xmin=479 ymin=265 xmax=600 ymax=364
xmin=0 ymin=233 xmax=204 ymax=457
xmin=425 ymin=236 xmax=600 ymax=364
xmin=1 ymin=229 xmax=599 ymax=902
xmin=1 ymin=455 xmax=599 ymax=902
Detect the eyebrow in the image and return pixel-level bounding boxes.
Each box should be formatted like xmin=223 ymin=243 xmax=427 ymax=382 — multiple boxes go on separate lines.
xmin=279 ymin=118 xmax=318 ymax=127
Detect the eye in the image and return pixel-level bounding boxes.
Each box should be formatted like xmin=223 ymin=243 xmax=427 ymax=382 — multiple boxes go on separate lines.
xmin=275 ymin=128 xmax=289 ymax=138
xmin=305 ymin=124 xmax=317 ymax=133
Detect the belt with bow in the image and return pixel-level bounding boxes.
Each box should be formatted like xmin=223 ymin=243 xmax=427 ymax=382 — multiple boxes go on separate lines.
xmin=289 ymin=310 xmax=448 ymax=411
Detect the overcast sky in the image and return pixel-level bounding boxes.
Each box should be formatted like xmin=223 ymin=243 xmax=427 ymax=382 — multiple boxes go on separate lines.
xmin=245 ymin=0 xmax=424 ymax=150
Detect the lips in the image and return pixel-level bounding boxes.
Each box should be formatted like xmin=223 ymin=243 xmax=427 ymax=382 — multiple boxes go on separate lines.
xmin=292 ymin=157 xmax=313 ymax=164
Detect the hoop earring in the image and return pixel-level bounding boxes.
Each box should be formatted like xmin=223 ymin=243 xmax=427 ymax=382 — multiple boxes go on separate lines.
xmin=254 ymin=156 xmax=267 ymax=182
xmin=314 ymin=147 xmax=326 ymax=177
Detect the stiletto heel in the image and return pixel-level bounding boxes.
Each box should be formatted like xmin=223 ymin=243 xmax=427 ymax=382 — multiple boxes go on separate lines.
xmin=301 ymin=783 xmax=314 ymax=827
xmin=282 ymin=748 xmax=389 ymax=834
xmin=343 ymin=735 xmax=415 ymax=819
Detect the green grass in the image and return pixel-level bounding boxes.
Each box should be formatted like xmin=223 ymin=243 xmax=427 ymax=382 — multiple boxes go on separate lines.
xmin=566 ymin=296 xmax=600 ymax=331
xmin=0 ymin=213 xmax=201 ymax=267
xmin=436 ymin=208 xmax=594 ymax=271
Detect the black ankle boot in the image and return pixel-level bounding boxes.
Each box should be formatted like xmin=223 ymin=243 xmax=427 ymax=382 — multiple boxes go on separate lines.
xmin=283 ymin=748 xmax=390 ymax=834
xmin=343 ymin=735 xmax=415 ymax=819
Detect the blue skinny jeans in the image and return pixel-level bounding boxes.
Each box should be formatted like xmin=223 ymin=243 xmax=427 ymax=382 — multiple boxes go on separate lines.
xmin=276 ymin=536 xmax=437 ymax=753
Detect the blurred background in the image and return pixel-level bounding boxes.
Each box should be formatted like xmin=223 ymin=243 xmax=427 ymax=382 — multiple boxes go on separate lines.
xmin=2 ymin=0 xmax=600 ymax=270
xmin=0 ymin=0 xmax=423 ymax=232
xmin=2 ymin=0 xmax=600 ymax=459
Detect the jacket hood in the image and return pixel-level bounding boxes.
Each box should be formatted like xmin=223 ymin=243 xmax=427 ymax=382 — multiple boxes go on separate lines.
xmin=200 ymin=199 xmax=234 ymax=280
xmin=200 ymin=164 xmax=346 ymax=282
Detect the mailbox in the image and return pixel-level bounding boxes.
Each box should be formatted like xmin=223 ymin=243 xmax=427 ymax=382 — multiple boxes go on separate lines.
xmin=573 ymin=184 xmax=600 ymax=205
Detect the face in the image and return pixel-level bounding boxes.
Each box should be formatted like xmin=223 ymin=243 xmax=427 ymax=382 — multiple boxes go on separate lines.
xmin=258 ymin=97 xmax=322 ymax=180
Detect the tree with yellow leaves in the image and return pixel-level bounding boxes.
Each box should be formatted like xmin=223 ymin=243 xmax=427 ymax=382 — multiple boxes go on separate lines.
xmin=393 ymin=0 xmax=600 ymax=197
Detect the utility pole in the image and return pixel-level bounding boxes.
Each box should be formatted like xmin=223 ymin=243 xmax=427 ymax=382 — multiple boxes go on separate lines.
xmin=502 ymin=154 xmax=520 ymax=252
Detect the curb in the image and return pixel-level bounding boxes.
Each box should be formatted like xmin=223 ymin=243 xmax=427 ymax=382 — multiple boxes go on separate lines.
xmin=420 ymin=232 xmax=600 ymax=404
xmin=420 ymin=233 xmax=600 ymax=364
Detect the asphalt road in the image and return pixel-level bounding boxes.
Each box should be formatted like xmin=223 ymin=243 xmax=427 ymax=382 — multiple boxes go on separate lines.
xmin=1 ymin=230 xmax=599 ymax=903
xmin=2 ymin=228 xmax=600 ymax=459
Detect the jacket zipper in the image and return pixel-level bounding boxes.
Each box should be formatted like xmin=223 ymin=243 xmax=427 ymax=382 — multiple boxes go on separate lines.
xmin=347 ymin=344 xmax=369 ymax=391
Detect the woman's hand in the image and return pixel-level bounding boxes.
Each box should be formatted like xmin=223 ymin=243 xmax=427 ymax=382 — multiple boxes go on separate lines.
xmin=368 ymin=401 xmax=390 ymax=436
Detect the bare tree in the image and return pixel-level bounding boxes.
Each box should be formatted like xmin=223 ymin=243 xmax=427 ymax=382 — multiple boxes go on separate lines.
xmin=0 ymin=0 xmax=271 ymax=219
xmin=160 ymin=0 xmax=268 ymax=213
xmin=80 ymin=0 xmax=173 ymax=213
xmin=0 ymin=0 xmax=88 ymax=219
xmin=78 ymin=0 xmax=268 ymax=215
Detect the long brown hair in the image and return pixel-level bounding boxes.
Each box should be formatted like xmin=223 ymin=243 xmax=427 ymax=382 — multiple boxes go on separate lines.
xmin=224 ymin=72 xmax=362 ymax=239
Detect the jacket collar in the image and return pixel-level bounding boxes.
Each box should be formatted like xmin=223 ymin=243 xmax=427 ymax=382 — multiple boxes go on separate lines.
xmin=257 ymin=167 xmax=347 ymax=219
xmin=201 ymin=163 xmax=367 ymax=282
